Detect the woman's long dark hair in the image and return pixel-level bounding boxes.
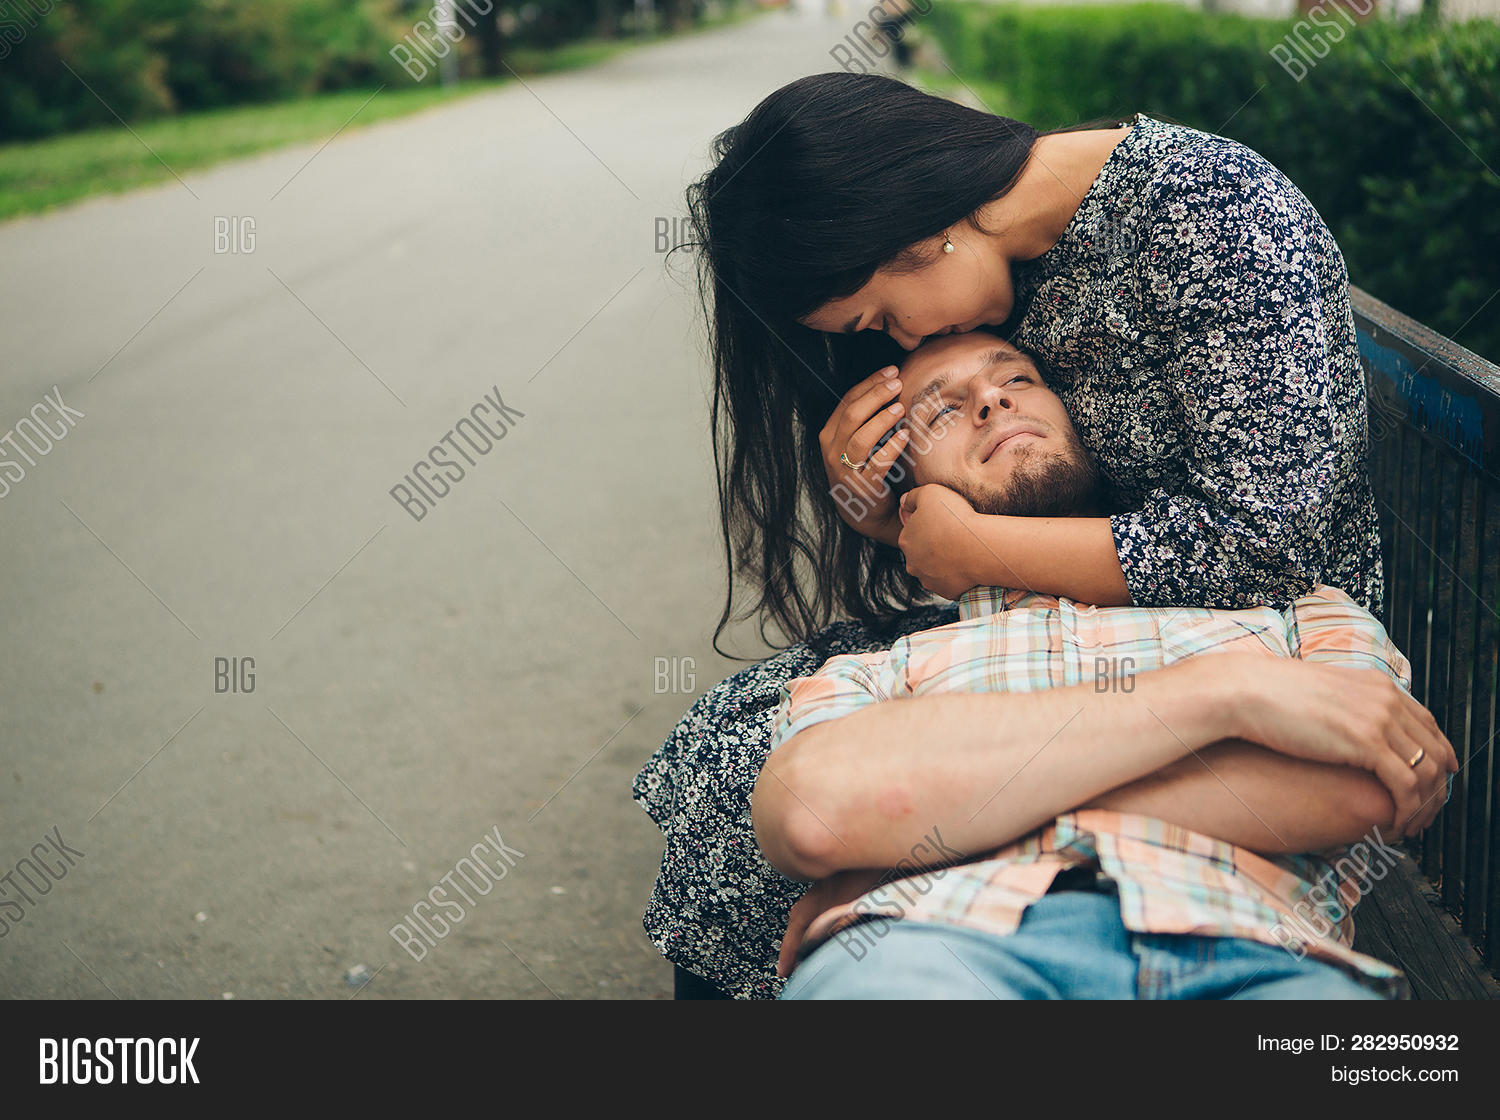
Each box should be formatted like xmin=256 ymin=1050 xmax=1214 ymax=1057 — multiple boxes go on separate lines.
xmin=684 ymin=72 xmax=1043 ymax=655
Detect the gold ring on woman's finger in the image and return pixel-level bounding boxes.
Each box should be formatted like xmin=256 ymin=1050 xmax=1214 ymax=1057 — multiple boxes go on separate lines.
xmin=839 ymin=452 xmax=866 ymax=473
xmin=1407 ymin=746 xmax=1426 ymax=769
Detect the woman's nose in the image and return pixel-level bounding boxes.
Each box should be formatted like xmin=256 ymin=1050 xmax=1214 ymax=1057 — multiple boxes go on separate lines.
xmin=887 ymin=323 xmax=924 ymax=351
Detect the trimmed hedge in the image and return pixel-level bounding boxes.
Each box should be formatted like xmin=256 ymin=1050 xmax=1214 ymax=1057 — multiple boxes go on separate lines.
xmin=926 ymin=2 xmax=1500 ymax=362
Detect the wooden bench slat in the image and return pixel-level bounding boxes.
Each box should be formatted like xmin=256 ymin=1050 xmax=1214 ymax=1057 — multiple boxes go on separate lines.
xmin=1352 ymin=852 xmax=1500 ymax=1000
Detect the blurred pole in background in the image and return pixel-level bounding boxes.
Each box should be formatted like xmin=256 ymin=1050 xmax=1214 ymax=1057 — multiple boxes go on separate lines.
xmin=437 ymin=0 xmax=459 ymax=87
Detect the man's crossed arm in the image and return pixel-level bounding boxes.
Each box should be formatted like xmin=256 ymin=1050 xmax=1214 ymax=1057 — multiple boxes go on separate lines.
xmin=752 ymin=653 xmax=1455 ymax=883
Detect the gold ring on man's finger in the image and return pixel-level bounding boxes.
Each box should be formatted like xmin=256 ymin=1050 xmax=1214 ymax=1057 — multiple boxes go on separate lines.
xmin=1407 ymin=746 xmax=1426 ymax=769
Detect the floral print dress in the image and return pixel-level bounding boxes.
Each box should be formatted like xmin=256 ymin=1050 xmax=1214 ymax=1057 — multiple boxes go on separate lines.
xmin=1008 ymin=112 xmax=1383 ymax=614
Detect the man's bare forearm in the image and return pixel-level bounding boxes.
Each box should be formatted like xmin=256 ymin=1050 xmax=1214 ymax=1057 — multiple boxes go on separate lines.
xmin=752 ymin=657 xmax=1242 ymax=881
xmin=1080 ymin=740 xmax=1395 ymax=854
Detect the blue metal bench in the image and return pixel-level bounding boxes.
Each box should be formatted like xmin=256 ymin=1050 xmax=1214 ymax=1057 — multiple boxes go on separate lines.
xmin=1349 ymin=287 xmax=1500 ymax=999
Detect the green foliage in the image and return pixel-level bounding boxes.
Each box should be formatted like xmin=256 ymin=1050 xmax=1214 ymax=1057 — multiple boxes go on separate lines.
xmin=0 ymin=1 xmax=413 ymax=140
xmin=926 ymin=2 xmax=1500 ymax=361
xmin=0 ymin=0 xmax=726 ymax=142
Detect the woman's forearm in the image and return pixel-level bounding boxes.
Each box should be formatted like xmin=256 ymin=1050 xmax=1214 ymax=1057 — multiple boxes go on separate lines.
xmin=962 ymin=514 xmax=1131 ymax=605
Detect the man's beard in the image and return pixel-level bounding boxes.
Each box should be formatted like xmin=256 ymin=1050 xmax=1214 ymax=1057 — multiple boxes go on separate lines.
xmin=950 ymin=433 xmax=1104 ymax=518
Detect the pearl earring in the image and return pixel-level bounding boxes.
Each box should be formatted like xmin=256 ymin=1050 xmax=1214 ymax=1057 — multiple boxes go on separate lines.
xmin=942 ymin=236 xmax=955 ymax=253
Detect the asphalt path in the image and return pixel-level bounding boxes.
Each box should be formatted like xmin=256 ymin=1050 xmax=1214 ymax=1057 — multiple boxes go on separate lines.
xmin=0 ymin=7 xmax=882 ymax=999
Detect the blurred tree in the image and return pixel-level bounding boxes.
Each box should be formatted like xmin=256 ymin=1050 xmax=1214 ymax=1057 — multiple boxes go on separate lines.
xmin=472 ymin=1 xmax=506 ymax=74
xmin=597 ymin=0 xmax=623 ymax=37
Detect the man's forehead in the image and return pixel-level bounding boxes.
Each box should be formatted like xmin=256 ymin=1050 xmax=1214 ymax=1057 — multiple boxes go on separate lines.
xmin=905 ymin=340 xmax=1032 ymax=406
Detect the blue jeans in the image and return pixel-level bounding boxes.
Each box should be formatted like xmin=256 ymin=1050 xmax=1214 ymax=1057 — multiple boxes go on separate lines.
xmin=780 ymin=890 xmax=1384 ymax=1000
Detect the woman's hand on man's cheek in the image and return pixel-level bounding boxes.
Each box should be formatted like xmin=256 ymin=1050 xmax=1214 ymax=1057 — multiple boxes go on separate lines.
xmin=897 ymin=484 xmax=986 ymax=600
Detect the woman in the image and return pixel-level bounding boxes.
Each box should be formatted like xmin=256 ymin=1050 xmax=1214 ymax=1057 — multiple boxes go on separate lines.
xmin=684 ymin=72 xmax=1383 ymax=650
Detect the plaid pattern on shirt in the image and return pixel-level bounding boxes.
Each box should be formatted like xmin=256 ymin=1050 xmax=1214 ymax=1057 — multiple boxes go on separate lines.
xmin=769 ymin=585 xmax=1412 ymax=997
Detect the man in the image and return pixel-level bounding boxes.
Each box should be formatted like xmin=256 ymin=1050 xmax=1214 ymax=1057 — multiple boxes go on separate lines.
xmin=749 ymin=332 xmax=1455 ymax=999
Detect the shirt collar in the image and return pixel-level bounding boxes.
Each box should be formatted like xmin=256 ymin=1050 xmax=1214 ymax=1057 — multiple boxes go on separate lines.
xmin=955 ymin=586 xmax=1057 ymax=621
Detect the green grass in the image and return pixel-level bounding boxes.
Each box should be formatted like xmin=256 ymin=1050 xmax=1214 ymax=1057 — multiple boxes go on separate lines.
xmin=0 ymin=13 xmax=756 ymax=222
xmin=0 ymin=84 xmax=478 ymax=220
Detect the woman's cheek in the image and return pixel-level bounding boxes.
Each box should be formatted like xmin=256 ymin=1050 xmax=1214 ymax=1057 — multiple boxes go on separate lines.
xmin=991 ymin=288 xmax=1015 ymax=326
xmin=989 ymin=266 xmax=1017 ymax=324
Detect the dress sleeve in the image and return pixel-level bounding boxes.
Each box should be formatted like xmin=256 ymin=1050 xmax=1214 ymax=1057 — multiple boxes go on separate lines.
xmin=1111 ymin=143 xmax=1357 ymax=609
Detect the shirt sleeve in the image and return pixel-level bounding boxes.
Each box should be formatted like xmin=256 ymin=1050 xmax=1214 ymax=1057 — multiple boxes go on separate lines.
xmin=768 ymin=650 xmax=895 ymax=752
xmin=1112 ymin=143 xmax=1356 ymax=610
xmin=1284 ymin=585 xmax=1411 ymax=688
xmin=1284 ymin=586 xmax=1450 ymax=804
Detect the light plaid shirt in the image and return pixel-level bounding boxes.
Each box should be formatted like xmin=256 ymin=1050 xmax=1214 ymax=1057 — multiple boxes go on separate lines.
xmin=769 ymin=585 xmax=1412 ymax=997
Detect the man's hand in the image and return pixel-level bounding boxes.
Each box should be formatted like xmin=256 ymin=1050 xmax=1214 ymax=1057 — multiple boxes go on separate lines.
xmin=1222 ymin=655 xmax=1458 ymax=836
xmin=778 ymin=868 xmax=887 ymax=978
xmin=897 ymin=484 xmax=988 ymax=599
xmin=819 ymin=366 xmax=909 ymax=547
